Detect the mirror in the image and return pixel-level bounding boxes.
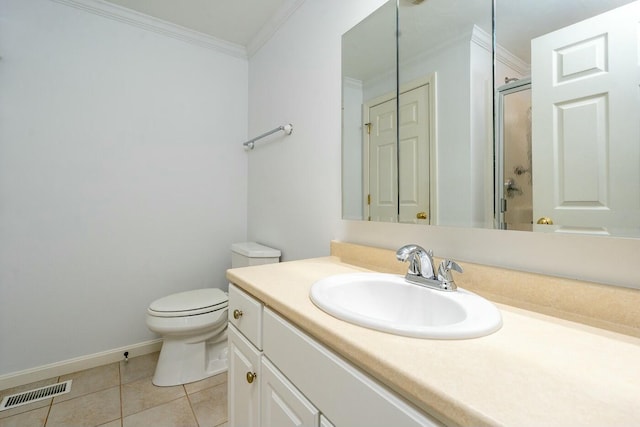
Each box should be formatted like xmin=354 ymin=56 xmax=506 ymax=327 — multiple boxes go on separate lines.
xmin=397 ymin=0 xmax=492 ymax=226
xmin=495 ymin=0 xmax=639 ymax=237
xmin=342 ymin=0 xmax=397 ymax=222
xmin=342 ymin=0 xmax=640 ymax=238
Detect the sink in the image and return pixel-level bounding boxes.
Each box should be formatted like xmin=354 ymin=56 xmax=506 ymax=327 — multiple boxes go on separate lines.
xmin=309 ymin=273 xmax=502 ymax=339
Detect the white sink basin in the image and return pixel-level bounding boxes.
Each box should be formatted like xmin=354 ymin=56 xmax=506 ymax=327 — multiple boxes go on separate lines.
xmin=310 ymin=273 xmax=502 ymax=339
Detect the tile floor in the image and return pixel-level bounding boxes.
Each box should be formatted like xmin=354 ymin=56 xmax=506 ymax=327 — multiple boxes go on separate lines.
xmin=0 ymin=352 xmax=228 ymax=427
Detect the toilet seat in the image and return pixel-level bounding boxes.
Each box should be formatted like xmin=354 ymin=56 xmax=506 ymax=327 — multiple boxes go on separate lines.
xmin=148 ymin=288 xmax=228 ymax=318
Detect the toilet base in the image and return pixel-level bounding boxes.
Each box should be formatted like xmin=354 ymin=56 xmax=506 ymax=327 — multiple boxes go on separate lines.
xmin=152 ymin=330 xmax=228 ymax=387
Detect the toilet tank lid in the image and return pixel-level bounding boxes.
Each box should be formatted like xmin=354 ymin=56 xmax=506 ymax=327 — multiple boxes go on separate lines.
xmin=231 ymin=242 xmax=281 ymax=258
xmin=149 ymin=288 xmax=227 ymax=313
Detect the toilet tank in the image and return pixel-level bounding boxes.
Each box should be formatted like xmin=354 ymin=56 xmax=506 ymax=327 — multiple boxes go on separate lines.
xmin=231 ymin=242 xmax=281 ymax=268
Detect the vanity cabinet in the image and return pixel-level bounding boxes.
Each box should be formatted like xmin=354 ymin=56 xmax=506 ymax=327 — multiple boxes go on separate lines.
xmin=229 ymin=285 xmax=319 ymax=427
xmin=228 ymin=283 xmax=442 ymax=427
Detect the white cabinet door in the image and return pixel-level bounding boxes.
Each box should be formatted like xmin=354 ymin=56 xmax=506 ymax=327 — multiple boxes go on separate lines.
xmin=229 ymin=325 xmax=261 ymax=427
xmin=261 ymin=357 xmax=319 ymax=427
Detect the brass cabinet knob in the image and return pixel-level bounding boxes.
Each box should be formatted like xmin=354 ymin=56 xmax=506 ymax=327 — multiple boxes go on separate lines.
xmin=416 ymin=212 xmax=428 ymax=220
xmin=246 ymin=371 xmax=257 ymax=384
xmin=233 ymin=309 xmax=243 ymax=319
xmin=536 ymin=217 xmax=554 ymax=225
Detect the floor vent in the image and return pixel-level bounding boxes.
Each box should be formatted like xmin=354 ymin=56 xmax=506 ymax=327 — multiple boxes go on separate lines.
xmin=0 ymin=380 xmax=72 ymax=411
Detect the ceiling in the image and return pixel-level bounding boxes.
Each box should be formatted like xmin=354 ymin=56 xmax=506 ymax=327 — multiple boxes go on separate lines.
xmin=102 ymin=0 xmax=292 ymax=47
xmin=102 ymin=0 xmax=635 ymax=65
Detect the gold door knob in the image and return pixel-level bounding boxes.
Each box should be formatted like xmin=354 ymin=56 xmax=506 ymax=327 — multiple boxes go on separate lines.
xmin=246 ymin=372 xmax=257 ymax=384
xmin=416 ymin=212 xmax=428 ymax=220
xmin=537 ymin=217 xmax=554 ymax=225
xmin=233 ymin=309 xmax=243 ymax=319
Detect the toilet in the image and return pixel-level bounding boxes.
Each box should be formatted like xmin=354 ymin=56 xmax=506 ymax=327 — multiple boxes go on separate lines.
xmin=146 ymin=242 xmax=281 ymax=386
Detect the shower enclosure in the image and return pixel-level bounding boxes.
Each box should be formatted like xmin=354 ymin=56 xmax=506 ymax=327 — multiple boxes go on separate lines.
xmin=495 ymin=78 xmax=532 ymax=231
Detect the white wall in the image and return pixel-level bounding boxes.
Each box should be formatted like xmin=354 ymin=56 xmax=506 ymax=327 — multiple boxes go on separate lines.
xmin=247 ymin=0 xmax=389 ymax=260
xmin=0 ymin=0 xmax=248 ymax=375
xmin=248 ymin=0 xmax=640 ymax=289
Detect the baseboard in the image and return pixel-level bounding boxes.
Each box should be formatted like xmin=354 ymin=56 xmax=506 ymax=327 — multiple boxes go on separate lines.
xmin=0 ymin=339 xmax=162 ymax=391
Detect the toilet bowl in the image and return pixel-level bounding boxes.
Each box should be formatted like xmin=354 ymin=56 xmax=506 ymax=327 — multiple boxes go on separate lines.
xmin=146 ymin=288 xmax=229 ymax=386
xmin=146 ymin=242 xmax=281 ymax=386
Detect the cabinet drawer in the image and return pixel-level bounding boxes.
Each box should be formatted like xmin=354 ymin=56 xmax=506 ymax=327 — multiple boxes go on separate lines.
xmin=228 ymin=283 xmax=263 ymax=349
xmin=263 ymin=308 xmax=443 ymax=427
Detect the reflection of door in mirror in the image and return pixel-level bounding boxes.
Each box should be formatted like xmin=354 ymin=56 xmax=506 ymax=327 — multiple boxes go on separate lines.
xmin=399 ymin=83 xmax=432 ymax=224
xmin=365 ymin=97 xmax=397 ymax=222
xmin=531 ymin=2 xmax=640 ymax=236
xmin=364 ymin=78 xmax=435 ymax=223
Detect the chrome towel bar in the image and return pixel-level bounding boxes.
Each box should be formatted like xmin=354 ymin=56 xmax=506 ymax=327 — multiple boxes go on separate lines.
xmin=243 ymin=124 xmax=293 ymax=150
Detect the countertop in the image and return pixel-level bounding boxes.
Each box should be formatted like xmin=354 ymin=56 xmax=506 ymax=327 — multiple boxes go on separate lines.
xmin=226 ymin=256 xmax=640 ymax=427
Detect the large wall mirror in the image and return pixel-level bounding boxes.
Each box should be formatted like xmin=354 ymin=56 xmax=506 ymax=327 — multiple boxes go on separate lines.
xmin=342 ymin=0 xmax=640 ymax=238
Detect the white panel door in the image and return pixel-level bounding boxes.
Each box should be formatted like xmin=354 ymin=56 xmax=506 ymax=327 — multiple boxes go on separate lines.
xmin=260 ymin=357 xmax=319 ymax=427
xmin=399 ymin=84 xmax=431 ymax=224
xmin=531 ymin=1 xmax=640 ymax=233
xmin=368 ymin=98 xmax=398 ymax=222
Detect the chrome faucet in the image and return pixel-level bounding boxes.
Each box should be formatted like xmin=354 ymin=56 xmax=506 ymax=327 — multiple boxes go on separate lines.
xmin=395 ymin=244 xmax=463 ymax=291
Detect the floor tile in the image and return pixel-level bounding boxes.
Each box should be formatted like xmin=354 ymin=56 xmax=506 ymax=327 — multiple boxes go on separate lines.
xmin=4 ymin=351 xmax=227 ymax=427
xmin=184 ymin=372 xmax=227 ymax=395
xmin=46 ymin=386 xmax=120 ymax=427
xmin=122 ymin=397 xmax=197 ymax=427
xmin=0 ymin=406 xmax=48 ymax=427
xmin=120 ymin=353 xmax=158 ymax=385
xmin=188 ymin=383 xmax=227 ymax=427
xmin=0 ymin=378 xmax=58 ymax=419
xmin=121 ymin=377 xmax=184 ymax=417
xmin=56 ymin=363 xmax=119 ymax=403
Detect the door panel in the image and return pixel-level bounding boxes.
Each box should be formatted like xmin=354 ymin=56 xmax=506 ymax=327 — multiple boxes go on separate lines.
xmin=368 ymin=98 xmax=398 ymax=222
xmin=399 ymin=84 xmax=430 ymax=224
xmin=531 ymin=2 xmax=640 ymax=233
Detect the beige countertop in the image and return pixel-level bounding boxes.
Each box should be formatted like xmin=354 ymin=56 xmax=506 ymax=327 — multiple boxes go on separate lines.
xmin=226 ymin=256 xmax=640 ymax=427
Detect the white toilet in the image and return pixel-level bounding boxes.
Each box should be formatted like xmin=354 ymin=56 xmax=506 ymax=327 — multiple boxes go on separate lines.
xmin=146 ymin=242 xmax=281 ymax=386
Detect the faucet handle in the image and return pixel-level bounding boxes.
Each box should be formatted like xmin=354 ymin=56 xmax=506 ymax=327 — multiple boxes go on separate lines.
xmin=437 ymin=260 xmax=463 ymax=290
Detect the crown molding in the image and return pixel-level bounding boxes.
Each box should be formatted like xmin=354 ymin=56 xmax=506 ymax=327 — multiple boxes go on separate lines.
xmin=343 ymin=77 xmax=363 ymax=91
xmin=471 ymin=25 xmax=530 ymax=76
xmin=471 ymin=24 xmax=492 ymax=53
xmin=50 ymin=0 xmax=248 ymax=59
xmin=246 ymin=0 xmax=306 ymax=57
xmin=495 ymin=44 xmax=530 ymax=76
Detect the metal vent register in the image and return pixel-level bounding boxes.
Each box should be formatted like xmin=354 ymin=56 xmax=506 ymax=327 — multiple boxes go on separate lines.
xmin=0 ymin=380 xmax=72 ymax=411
